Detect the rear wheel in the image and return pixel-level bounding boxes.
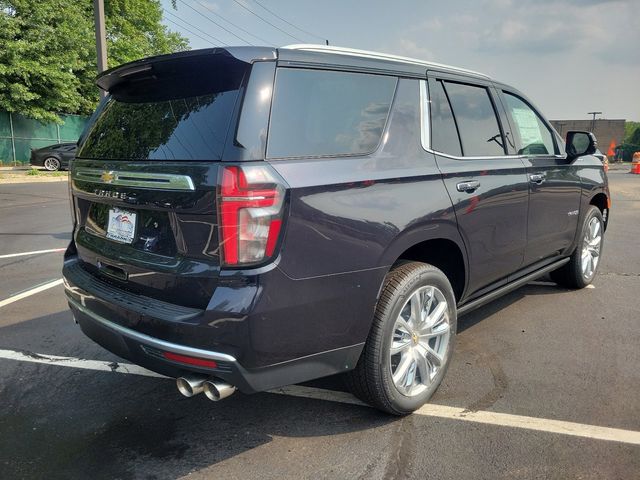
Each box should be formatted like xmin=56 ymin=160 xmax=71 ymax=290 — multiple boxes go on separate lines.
xmin=43 ymin=157 xmax=61 ymax=171
xmin=551 ymin=205 xmax=604 ymax=289
xmin=346 ymin=262 xmax=457 ymax=415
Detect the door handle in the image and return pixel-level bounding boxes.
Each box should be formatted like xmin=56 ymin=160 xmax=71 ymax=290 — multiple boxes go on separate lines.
xmin=456 ymin=180 xmax=480 ymax=193
xmin=529 ymin=173 xmax=546 ymax=184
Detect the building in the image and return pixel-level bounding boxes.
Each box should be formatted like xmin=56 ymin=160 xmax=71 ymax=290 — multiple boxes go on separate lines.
xmin=550 ymin=119 xmax=625 ymax=155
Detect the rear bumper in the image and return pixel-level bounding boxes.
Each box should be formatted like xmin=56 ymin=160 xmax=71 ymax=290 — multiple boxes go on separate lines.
xmin=67 ymin=294 xmax=363 ymax=393
xmin=63 ymin=255 xmax=378 ymax=392
xmin=29 ymin=152 xmax=44 ymax=166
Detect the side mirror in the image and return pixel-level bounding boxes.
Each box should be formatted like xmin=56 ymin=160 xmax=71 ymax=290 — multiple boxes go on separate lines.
xmin=566 ymin=131 xmax=597 ymax=160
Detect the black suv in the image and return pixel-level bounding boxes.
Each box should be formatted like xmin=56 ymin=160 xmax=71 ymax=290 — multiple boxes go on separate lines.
xmin=63 ymin=45 xmax=609 ymax=414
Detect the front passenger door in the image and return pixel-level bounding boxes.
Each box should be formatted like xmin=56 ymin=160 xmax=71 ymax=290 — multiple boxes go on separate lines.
xmin=427 ymin=77 xmax=529 ymax=296
xmin=499 ymin=91 xmax=582 ymax=267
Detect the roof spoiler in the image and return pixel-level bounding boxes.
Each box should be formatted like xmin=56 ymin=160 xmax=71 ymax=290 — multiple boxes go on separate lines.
xmin=96 ymin=47 xmax=277 ymax=92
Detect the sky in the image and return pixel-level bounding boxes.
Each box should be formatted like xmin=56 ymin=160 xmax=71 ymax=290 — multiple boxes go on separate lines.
xmin=160 ymin=0 xmax=640 ymax=121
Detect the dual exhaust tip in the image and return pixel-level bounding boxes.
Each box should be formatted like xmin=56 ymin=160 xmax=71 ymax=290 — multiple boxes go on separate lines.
xmin=176 ymin=375 xmax=236 ymax=401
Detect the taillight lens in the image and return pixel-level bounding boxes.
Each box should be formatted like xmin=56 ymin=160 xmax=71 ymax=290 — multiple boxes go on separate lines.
xmin=218 ymin=164 xmax=286 ymax=266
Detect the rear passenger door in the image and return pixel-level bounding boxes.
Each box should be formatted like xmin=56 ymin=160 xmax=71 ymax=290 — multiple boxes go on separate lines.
xmin=498 ymin=90 xmax=582 ymax=267
xmin=425 ymin=75 xmax=529 ymax=295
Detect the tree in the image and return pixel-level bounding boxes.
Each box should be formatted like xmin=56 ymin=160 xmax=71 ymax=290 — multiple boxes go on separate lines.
xmin=624 ymin=121 xmax=640 ymax=144
xmin=0 ymin=0 xmax=188 ymax=123
xmin=628 ymin=124 xmax=640 ymax=146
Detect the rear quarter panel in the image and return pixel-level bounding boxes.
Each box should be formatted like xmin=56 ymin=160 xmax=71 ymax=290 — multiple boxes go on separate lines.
xmin=265 ymin=77 xmax=463 ymax=354
xmin=270 ymin=77 xmax=462 ymax=279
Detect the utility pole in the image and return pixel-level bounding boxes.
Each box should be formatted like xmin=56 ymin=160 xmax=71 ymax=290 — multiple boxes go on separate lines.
xmin=587 ymin=111 xmax=602 ymax=133
xmin=94 ymin=0 xmax=107 ymax=98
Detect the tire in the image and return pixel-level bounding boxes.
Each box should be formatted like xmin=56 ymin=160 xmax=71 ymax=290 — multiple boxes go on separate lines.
xmin=345 ymin=261 xmax=457 ymax=415
xmin=43 ymin=157 xmax=61 ymax=171
xmin=550 ymin=205 xmax=604 ymax=289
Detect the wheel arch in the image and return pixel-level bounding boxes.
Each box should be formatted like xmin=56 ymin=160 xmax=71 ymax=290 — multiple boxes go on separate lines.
xmin=379 ymin=223 xmax=468 ymax=303
xmin=589 ymin=192 xmax=609 ymax=229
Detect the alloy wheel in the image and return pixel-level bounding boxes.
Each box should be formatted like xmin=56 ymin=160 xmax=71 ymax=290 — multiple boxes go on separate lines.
xmin=44 ymin=157 xmax=60 ymax=171
xmin=581 ymin=216 xmax=602 ymax=280
xmin=390 ymin=285 xmax=451 ymax=397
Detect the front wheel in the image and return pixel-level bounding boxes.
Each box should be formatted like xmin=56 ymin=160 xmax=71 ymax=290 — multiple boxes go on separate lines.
xmin=346 ymin=262 xmax=457 ymax=415
xmin=551 ymin=205 xmax=604 ymax=289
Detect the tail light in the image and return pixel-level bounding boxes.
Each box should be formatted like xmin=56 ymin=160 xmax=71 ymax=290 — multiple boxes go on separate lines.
xmin=218 ymin=164 xmax=286 ymax=266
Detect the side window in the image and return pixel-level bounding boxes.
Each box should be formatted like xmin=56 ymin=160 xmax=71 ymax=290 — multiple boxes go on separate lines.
xmin=503 ymin=92 xmax=556 ymax=155
xmin=443 ymin=82 xmax=505 ymax=156
xmin=267 ymin=68 xmax=396 ymax=158
xmin=428 ymin=79 xmax=462 ymax=156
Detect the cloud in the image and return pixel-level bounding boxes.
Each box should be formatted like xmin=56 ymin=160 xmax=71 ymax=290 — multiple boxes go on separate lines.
xmin=392 ymin=38 xmax=436 ymax=62
xmin=198 ymin=1 xmax=220 ymax=12
xmin=473 ymin=0 xmax=638 ymax=62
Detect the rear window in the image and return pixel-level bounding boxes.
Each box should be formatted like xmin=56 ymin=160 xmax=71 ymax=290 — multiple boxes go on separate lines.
xmin=77 ymin=55 xmax=248 ymax=161
xmin=267 ymin=68 xmax=396 ymax=158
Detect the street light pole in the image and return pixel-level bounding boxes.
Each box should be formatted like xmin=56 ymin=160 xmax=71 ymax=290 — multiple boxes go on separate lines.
xmin=587 ymin=111 xmax=602 ymax=133
xmin=94 ymin=0 xmax=107 ymax=98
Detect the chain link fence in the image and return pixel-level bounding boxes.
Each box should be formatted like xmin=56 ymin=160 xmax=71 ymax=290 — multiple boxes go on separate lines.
xmin=0 ymin=111 xmax=88 ymax=166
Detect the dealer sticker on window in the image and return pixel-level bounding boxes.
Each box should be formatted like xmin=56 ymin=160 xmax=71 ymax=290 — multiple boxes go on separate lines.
xmin=106 ymin=208 xmax=137 ymax=244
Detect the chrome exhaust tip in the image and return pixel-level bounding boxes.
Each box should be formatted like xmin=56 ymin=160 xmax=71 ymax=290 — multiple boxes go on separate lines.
xmin=203 ymin=379 xmax=236 ymax=401
xmin=176 ymin=375 xmax=207 ymax=397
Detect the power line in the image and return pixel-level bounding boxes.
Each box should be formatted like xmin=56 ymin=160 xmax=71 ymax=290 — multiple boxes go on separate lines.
xmin=163 ymin=15 xmax=220 ymax=47
xmin=181 ymin=0 xmax=253 ymax=46
xmin=182 ymin=0 xmax=276 ymax=47
xmin=164 ymin=8 xmax=226 ymax=46
xmin=228 ymin=0 xmax=305 ymax=42
xmin=252 ymin=0 xmax=326 ymax=42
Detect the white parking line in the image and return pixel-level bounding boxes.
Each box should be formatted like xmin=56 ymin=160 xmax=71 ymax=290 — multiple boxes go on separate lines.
xmin=0 ymin=248 xmax=65 ymax=259
xmin=0 ymin=279 xmax=64 ymax=308
xmin=1 ymin=348 xmax=639 ymax=446
xmin=0 ymin=349 xmax=165 ymax=377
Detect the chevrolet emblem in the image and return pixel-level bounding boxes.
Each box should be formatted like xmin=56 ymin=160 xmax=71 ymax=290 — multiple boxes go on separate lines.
xmin=101 ymin=170 xmax=115 ymax=183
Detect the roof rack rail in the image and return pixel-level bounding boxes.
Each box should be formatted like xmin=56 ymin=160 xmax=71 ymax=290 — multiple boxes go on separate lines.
xmin=281 ymin=44 xmax=490 ymax=79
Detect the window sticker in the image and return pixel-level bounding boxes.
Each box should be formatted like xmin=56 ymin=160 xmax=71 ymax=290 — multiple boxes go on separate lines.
xmin=511 ymin=107 xmax=543 ymax=147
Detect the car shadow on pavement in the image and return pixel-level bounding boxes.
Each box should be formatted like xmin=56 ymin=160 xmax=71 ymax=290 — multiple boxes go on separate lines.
xmin=0 ymin=279 xmax=569 ymax=479
xmin=0 ymin=310 xmax=395 ymax=480
xmin=458 ymin=280 xmax=565 ymax=334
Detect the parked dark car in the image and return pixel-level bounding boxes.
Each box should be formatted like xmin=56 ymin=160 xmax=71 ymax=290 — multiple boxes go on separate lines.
xmin=63 ymin=46 xmax=610 ymax=414
xmin=30 ymin=142 xmax=76 ymax=171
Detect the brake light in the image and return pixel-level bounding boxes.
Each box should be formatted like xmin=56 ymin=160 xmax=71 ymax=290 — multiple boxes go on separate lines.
xmin=218 ymin=165 xmax=286 ymax=266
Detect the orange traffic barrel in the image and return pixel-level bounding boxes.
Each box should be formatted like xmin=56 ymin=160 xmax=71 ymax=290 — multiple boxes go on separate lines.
xmin=631 ymin=152 xmax=640 ymax=174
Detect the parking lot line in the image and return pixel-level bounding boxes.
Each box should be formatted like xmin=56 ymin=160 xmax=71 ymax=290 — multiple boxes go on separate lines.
xmin=1 ymin=348 xmax=639 ymax=446
xmin=0 ymin=279 xmax=64 ymax=308
xmin=0 ymin=349 xmax=165 ymax=377
xmin=0 ymin=248 xmax=66 ymax=259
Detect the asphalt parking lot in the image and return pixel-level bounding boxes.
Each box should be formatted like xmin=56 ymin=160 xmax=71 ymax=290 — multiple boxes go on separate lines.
xmin=1 ymin=170 xmax=639 ymax=480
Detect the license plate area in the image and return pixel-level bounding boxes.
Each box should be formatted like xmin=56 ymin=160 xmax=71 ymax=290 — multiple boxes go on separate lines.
xmin=83 ymin=202 xmax=177 ymax=256
xmin=106 ymin=207 xmax=137 ymax=244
